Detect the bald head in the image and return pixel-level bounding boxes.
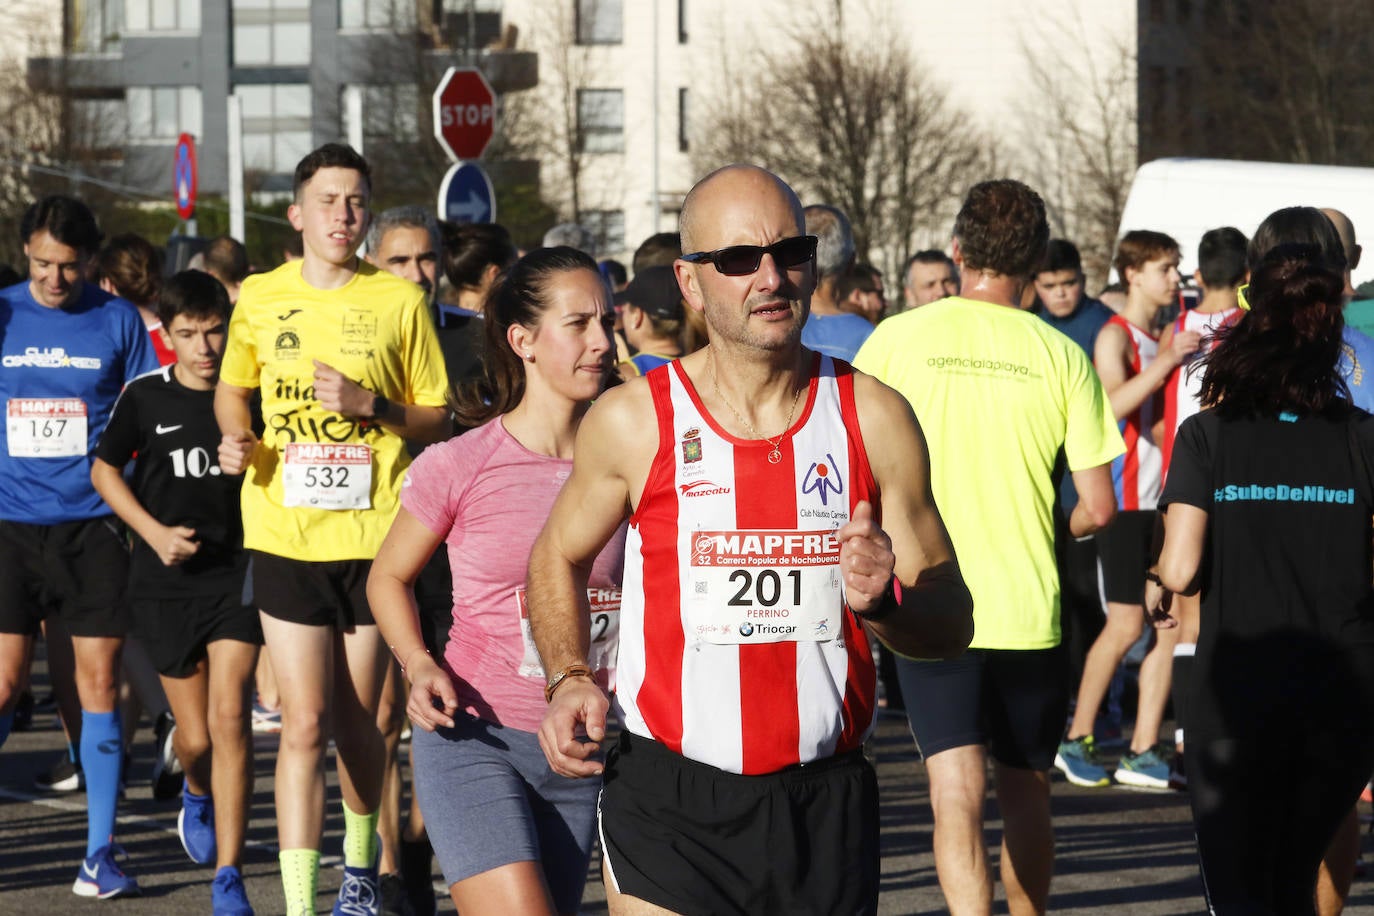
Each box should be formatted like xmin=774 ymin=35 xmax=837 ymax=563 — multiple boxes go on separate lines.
xmin=1321 ymin=207 xmax=1361 ymax=280
xmin=679 ymin=164 xmax=805 ymax=254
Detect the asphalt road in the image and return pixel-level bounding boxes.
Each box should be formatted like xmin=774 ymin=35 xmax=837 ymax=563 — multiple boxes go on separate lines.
xmin=3 ymin=684 xmax=1373 ymax=914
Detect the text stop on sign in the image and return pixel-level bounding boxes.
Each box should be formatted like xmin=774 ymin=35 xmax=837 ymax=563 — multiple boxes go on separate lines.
xmin=441 ymin=103 xmax=494 ymax=129
xmin=432 ymin=67 xmax=497 ymax=162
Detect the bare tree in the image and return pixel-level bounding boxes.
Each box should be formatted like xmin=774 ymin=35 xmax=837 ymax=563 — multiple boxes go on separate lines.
xmin=498 ymin=0 xmax=611 ymax=223
xmin=691 ymin=3 xmax=997 ymax=279
xmin=1017 ymin=8 xmax=1137 ymax=287
xmin=1186 ymin=0 xmax=1374 ymax=166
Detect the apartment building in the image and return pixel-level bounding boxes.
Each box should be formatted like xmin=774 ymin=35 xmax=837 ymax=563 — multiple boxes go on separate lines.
xmin=28 ymin=0 xmax=534 ymax=196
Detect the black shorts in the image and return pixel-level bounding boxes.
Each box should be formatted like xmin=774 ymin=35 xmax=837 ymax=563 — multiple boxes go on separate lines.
xmin=599 ymin=731 xmax=879 ymax=916
xmin=0 ymin=517 xmax=131 ymax=638
xmin=898 ymin=646 xmax=1069 ymax=771
xmin=132 ymin=590 xmax=263 ymax=678
xmin=1095 ymin=509 xmax=1156 ymax=604
xmin=413 ymin=548 xmax=453 ymax=657
xmin=1058 ymin=532 xmax=1106 ymax=682
xmin=252 ymin=550 xmax=374 ymax=629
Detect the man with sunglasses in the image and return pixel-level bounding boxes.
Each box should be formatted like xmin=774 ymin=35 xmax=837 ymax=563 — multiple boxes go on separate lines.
xmin=855 ymin=179 xmax=1123 ymax=916
xmin=527 ymin=163 xmax=973 ymax=915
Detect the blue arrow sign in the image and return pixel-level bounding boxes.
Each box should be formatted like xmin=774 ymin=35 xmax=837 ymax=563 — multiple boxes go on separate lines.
xmin=437 ymin=162 xmax=495 ymax=226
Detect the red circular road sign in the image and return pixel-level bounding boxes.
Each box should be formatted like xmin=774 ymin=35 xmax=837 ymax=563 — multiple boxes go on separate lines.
xmin=432 ymin=67 xmax=497 ymax=162
xmin=174 ymin=133 xmax=197 ymax=220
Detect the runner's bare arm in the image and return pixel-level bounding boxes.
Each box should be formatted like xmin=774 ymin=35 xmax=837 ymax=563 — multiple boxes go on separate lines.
xmin=1068 ymin=464 xmax=1117 ymax=537
xmin=846 ymin=373 xmax=974 ymax=659
xmin=311 ymin=359 xmax=451 ymax=444
xmin=214 ymin=381 xmax=258 ymax=476
xmin=366 ymin=508 xmax=460 ymax=731
xmin=91 ymin=458 xmax=200 ymax=566
xmin=1158 ymin=503 xmax=1207 ymax=596
xmin=529 ymin=386 xmax=645 ymax=778
xmin=1095 ymin=321 xmax=1201 ymax=420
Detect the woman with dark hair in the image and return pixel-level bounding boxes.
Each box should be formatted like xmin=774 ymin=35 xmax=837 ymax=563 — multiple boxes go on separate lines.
xmin=367 ymin=247 xmax=625 ymax=916
xmin=435 ymin=221 xmax=519 ymax=391
xmin=1245 ymin=206 xmax=1374 ymax=413
xmin=1158 ymin=243 xmax=1374 ymax=914
xmin=97 ymin=233 xmax=173 ymax=365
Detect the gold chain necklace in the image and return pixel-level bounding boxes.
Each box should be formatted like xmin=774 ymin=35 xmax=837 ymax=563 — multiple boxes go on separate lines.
xmin=708 ymin=350 xmax=803 ymax=465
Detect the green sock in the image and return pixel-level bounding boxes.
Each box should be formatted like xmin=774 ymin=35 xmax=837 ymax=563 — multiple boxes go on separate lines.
xmin=279 ymin=848 xmax=320 ymax=916
xmin=342 ymin=803 xmax=380 ymax=869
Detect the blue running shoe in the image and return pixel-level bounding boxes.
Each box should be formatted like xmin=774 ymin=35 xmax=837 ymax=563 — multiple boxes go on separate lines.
xmin=1114 ymin=745 xmax=1171 ymax=789
xmin=179 ymin=784 xmax=217 ymax=864
xmin=334 ymin=837 xmax=381 ymax=916
xmin=72 ymin=845 xmax=140 ymax=899
xmin=1054 ymin=736 xmax=1110 ymax=787
xmin=212 ymin=866 xmax=255 ymax=915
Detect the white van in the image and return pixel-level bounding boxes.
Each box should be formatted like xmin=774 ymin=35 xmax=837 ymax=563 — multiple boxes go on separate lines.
xmin=1115 ymin=157 xmax=1374 ymax=289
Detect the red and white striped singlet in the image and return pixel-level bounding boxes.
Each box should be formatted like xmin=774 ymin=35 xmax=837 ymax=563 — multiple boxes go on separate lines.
xmin=614 ymin=355 xmax=878 ymax=775
xmin=1160 ymin=307 xmax=1241 ymax=478
xmin=1107 ymin=315 xmax=1163 ymax=510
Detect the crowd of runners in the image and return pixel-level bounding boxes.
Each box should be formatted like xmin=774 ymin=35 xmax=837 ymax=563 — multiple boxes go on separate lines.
xmin=0 ymin=141 xmax=1371 ymax=916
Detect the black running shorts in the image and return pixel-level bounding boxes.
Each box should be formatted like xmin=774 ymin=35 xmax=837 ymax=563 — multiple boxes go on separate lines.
xmin=252 ymin=550 xmax=374 ymax=630
xmin=598 ymin=731 xmax=879 ymax=916
xmin=132 ymin=589 xmax=262 ymax=678
xmin=0 ymin=518 xmax=131 ymax=638
xmin=898 ymin=646 xmax=1070 ymax=771
xmin=1095 ymin=509 xmax=1156 ymax=605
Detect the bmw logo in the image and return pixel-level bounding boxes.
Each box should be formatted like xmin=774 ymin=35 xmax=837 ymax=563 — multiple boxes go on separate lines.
xmin=738 ymin=621 xmax=754 ymax=637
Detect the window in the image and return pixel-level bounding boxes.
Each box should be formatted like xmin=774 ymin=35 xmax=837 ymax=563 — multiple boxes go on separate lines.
xmin=678 ymin=0 xmax=687 ymax=43
xmin=237 ymin=83 xmax=313 ymax=174
xmin=70 ymin=0 xmax=122 ymax=52
xmin=440 ymin=0 xmax=504 ymax=10
xmin=70 ymin=98 xmax=127 ymax=151
xmin=339 ymin=0 xmax=416 ymax=29
xmin=125 ymin=0 xmax=200 ymax=32
xmin=341 ymin=84 xmax=420 ymax=142
xmin=575 ymin=0 xmax=621 ymax=44
xmin=678 ymin=87 xmax=689 ymax=152
xmin=577 ymin=89 xmax=624 ymax=153
xmin=579 ymin=210 xmax=625 ymax=255
xmin=127 ymin=87 xmax=202 ymax=140
xmin=232 ymin=0 xmax=311 ymax=66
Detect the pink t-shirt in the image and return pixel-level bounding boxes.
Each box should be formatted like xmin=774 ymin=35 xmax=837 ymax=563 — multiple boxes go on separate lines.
xmin=401 ymin=417 xmax=626 ymax=733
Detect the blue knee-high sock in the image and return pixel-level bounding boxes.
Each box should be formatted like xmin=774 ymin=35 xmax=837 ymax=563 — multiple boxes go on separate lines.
xmin=0 ymin=709 xmax=12 ymax=749
xmin=81 ymin=710 xmax=121 ymax=857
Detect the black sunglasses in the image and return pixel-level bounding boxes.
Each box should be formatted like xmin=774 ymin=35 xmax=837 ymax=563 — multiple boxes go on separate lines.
xmin=680 ymin=235 xmax=818 ymax=276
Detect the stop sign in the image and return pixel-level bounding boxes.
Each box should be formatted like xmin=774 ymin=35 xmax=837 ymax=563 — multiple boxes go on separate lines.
xmin=432 ymin=67 xmax=496 ymax=162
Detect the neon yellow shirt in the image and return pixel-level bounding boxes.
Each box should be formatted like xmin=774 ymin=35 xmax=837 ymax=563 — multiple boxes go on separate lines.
xmin=220 ymin=260 xmax=449 ymax=561
xmin=855 ymin=297 xmax=1124 ymax=649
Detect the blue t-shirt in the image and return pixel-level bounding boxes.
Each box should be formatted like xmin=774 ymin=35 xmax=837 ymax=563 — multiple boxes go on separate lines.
xmin=800 ymin=311 xmax=873 ymax=363
xmin=0 ymin=281 xmax=158 ymax=524
xmin=629 ymin=351 xmax=678 ymax=375
xmin=1341 ymin=326 xmax=1374 ymax=414
xmin=1035 ymin=297 xmax=1114 ymax=358
xmin=1036 ymin=297 xmax=1114 ymax=512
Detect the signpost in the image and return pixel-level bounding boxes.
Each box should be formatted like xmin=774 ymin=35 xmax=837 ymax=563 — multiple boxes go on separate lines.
xmin=432 ymin=67 xmax=496 ymax=163
xmin=437 ymin=162 xmax=496 ymax=225
xmin=174 ymin=133 xmax=197 ymax=221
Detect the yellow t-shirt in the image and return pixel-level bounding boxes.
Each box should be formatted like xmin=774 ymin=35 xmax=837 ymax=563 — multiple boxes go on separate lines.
xmin=220 ymin=260 xmax=449 ymax=561
xmin=854 ymin=297 xmax=1124 ymax=650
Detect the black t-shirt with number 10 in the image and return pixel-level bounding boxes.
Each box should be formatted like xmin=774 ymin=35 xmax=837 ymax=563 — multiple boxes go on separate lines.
xmin=95 ymin=365 xmax=247 ymax=597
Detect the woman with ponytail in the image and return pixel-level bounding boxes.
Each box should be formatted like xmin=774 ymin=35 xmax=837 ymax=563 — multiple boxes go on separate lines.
xmin=1158 ymin=235 xmax=1374 ymax=914
xmin=367 ymin=247 xmax=625 ymax=915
